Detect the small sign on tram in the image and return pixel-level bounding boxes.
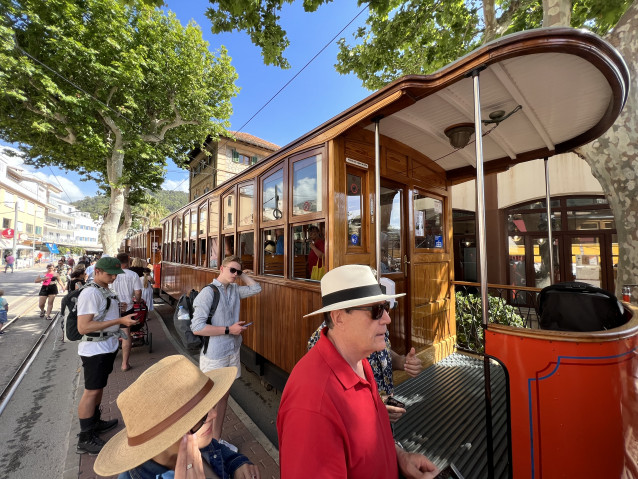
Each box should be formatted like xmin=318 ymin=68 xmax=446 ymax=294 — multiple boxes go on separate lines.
xmin=345 ymin=157 xmax=368 ymax=169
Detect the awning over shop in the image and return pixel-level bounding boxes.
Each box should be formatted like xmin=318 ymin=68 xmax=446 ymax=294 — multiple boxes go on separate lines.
xmin=0 ymin=238 xmax=13 ymax=249
xmin=46 ymin=243 xmax=60 ymax=254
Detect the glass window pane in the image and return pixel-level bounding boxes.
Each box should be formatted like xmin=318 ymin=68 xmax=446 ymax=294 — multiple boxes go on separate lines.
xmin=262 ymin=169 xmax=284 ymax=222
xmin=223 ymin=195 xmax=234 ymax=229
xmin=176 ymin=217 xmax=182 ymax=240
xmin=292 ymin=155 xmax=322 ymax=216
xmin=209 ymin=237 xmax=219 ymax=268
xmin=190 ymin=239 xmax=196 ymax=264
xmin=508 ymin=212 xmax=561 ymax=233
xmin=262 ymin=228 xmax=284 ymax=276
xmin=566 ymin=210 xmax=615 ymax=230
xmin=222 ymin=234 xmax=234 ymax=258
xmin=347 ymin=173 xmax=363 ymax=247
xmin=566 ymin=197 xmax=608 ymax=207
xmin=190 ymin=211 xmax=197 ymax=237
xmin=612 ymin=233 xmax=618 ymax=292
xmin=571 ymin=237 xmax=601 ymax=288
xmin=291 ymin=223 xmax=325 ymax=280
xmin=532 ymin=237 xmax=560 ymax=288
xmin=239 ymin=232 xmax=254 ymax=270
xmin=199 ymin=207 xmax=207 ymax=235
xmin=513 ymin=199 xmax=560 ymax=211
xmin=380 ymin=186 xmax=402 ymax=273
xmin=414 ymin=195 xmax=444 ymax=249
xmin=199 ymin=238 xmax=206 ymax=266
xmin=209 ymin=198 xmax=219 ymax=235
xmin=239 ymin=185 xmax=254 ymax=227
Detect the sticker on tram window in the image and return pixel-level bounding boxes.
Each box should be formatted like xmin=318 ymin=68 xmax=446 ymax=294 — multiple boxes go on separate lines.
xmin=350 ymin=234 xmax=359 ymax=245
xmin=434 ymin=235 xmax=443 ymax=248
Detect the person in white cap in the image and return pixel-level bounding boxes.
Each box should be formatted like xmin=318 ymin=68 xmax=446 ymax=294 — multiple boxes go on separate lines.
xmin=94 ymin=355 xmax=261 ymax=479
xmin=277 ymin=264 xmax=438 ymax=478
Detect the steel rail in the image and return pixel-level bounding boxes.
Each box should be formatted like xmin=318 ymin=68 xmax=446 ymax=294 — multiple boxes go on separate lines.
xmin=0 ymin=312 xmax=60 ymax=416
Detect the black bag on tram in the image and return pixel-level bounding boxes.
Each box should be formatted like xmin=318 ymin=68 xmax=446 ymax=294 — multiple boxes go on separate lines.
xmin=538 ymin=281 xmax=626 ymax=332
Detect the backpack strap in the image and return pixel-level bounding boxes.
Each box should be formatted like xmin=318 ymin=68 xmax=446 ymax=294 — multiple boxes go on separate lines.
xmin=202 ymin=284 xmax=221 ymax=356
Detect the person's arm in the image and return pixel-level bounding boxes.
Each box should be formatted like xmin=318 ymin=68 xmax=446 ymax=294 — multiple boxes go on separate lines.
xmin=191 ymin=287 xmax=246 ymax=337
xmin=174 ymin=434 xmax=205 ymax=479
xmin=237 ymin=271 xmax=261 ymax=298
xmin=309 ymin=240 xmax=324 ymax=259
xmin=396 ymin=446 xmax=439 ymax=479
xmin=77 ymin=312 xmax=138 ymax=334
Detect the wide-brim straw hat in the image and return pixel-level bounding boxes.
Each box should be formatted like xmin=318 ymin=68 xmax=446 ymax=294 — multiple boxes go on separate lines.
xmin=94 ymin=355 xmax=236 ymax=476
xmin=303 ymin=264 xmax=405 ymax=317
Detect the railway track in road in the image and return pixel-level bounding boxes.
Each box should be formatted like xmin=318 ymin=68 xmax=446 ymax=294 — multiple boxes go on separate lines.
xmin=0 ymin=310 xmax=61 ymax=416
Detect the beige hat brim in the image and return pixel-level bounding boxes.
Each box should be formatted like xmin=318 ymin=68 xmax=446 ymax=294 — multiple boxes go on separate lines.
xmin=93 ymin=366 xmax=236 ymax=477
xmin=303 ymin=291 xmax=405 ymax=317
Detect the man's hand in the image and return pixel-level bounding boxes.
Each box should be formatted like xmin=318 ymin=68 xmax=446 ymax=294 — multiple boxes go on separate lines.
xmin=385 ymin=404 xmax=406 ymax=423
xmin=119 ymin=313 xmax=138 ymax=328
xmin=229 ymin=321 xmax=247 ymax=335
xmin=174 ymin=434 xmax=204 ymax=479
xmin=396 ymin=448 xmax=439 ymax=479
xmin=404 ymin=347 xmax=422 ymax=377
xmin=233 ymin=463 xmax=261 ymax=478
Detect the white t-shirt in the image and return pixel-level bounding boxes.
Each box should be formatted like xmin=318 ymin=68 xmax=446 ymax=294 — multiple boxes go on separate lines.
xmin=77 ymin=286 xmax=120 ymax=357
xmin=111 ymin=269 xmax=142 ymax=307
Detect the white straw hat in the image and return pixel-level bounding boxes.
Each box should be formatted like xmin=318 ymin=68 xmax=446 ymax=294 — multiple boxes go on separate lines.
xmin=94 ymin=355 xmax=236 ymax=476
xmin=303 ymin=264 xmax=405 ymax=317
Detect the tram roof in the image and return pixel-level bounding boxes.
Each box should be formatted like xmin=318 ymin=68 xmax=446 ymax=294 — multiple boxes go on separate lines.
xmin=265 ymin=27 xmax=629 ymax=184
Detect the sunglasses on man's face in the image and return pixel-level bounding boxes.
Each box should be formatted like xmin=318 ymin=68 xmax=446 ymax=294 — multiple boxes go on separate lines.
xmin=190 ymin=414 xmax=208 ymax=434
xmin=228 ymin=267 xmax=243 ymax=276
xmin=347 ymin=302 xmax=391 ymax=320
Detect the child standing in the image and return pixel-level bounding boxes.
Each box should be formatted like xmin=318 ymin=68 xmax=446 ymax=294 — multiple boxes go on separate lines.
xmin=0 ymin=289 xmax=9 ymax=334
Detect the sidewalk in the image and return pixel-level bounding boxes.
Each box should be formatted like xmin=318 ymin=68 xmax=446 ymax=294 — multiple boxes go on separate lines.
xmin=68 ymin=307 xmax=280 ymax=479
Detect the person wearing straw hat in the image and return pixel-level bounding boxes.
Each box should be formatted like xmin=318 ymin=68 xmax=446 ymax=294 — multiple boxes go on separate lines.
xmin=277 ymin=264 xmax=438 ymax=479
xmin=94 ymin=355 xmax=260 ymax=479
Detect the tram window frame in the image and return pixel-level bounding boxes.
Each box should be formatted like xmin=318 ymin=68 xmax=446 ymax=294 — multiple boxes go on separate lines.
xmin=208 ymin=197 xmax=219 ymax=236
xmin=290 ymin=149 xmax=325 ymax=220
xmin=222 ymin=191 xmax=235 ymax=230
xmin=291 ymin=222 xmax=326 ymax=281
xmin=261 ymin=166 xmax=286 ymax=224
xmin=413 ymin=191 xmax=446 ymax=251
xmin=238 ymin=183 xmax=255 ymax=228
xmin=198 ymin=203 xmax=208 ymax=236
xmin=238 ymin=231 xmax=255 ymax=271
xmin=345 ymin=166 xmax=367 ymax=253
xmin=261 ymin=227 xmax=284 ymax=277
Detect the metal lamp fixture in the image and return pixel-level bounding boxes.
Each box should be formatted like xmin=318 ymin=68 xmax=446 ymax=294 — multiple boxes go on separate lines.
xmin=444 ymin=123 xmax=475 ymax=149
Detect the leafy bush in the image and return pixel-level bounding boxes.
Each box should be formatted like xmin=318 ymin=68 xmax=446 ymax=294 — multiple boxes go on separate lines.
xmin=455 ymin=292 xmax=525 ymax=353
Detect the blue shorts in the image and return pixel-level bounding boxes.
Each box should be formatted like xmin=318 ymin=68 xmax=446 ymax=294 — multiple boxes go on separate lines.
xmin=0 ymin=310 xmax=7 ymax=324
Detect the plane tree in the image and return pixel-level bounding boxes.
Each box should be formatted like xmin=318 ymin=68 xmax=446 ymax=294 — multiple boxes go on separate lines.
xmin=0 ymin=0 xmax=238 ymax=254
xmin=206 ymin=0 xmax=638 ymax=297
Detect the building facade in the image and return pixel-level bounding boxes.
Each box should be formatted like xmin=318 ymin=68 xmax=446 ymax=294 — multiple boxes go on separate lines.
xmin=187 ymin=132 xmax=279 ymax=202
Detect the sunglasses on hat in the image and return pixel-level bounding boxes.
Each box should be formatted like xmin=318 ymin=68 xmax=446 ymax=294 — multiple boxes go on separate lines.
xmin=347 ymin=301 xmax=391 ymax=320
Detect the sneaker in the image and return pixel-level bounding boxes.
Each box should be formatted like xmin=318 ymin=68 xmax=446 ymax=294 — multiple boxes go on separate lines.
xmin=219 ymin=439 xmax=238 ymax=452
xmin=94 ymin=417 xmax=118 ymax=433
xmin=76 ymin=431 xmax=105 ymax=455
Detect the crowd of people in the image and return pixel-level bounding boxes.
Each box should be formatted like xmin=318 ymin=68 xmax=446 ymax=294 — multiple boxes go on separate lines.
xmin=24 ymin=249 xmax=437 ymax=478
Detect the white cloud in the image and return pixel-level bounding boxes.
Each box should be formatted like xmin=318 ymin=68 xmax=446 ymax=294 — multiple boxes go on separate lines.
xmin=32 ymin=172 xmax=86 ymax=202
xmin=162 ymin=177 xmax=189 ymax=192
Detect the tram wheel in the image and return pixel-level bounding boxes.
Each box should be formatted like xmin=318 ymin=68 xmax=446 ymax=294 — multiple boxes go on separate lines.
xmin=148 ymin=332 xmax=153 ymax=353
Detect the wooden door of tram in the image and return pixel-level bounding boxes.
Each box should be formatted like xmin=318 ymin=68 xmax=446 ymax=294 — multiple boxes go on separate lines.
xmin=380 ymin=180 xmax=410 ymax=354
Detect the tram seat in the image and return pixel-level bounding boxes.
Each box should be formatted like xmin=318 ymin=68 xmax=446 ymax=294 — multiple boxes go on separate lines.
xmin=240 ymin=254 xmax=253 ymax=271
xmin=294 ymin=255 xmax=309 ymax=279
xmin=264 ymin=255 xmax=284 ymax=276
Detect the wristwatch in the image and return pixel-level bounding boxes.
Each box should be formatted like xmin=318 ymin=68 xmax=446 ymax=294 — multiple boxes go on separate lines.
xmin=225 ymin=326 xmax=229 ymax=335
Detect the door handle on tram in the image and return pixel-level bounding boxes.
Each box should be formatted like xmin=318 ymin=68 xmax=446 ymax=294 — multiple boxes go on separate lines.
xmin=404 ymin=255 xmax=410 ymax=265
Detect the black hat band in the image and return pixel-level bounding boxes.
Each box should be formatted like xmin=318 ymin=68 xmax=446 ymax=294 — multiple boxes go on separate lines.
xmin=321 ymin=284 xmax=383 ymax=308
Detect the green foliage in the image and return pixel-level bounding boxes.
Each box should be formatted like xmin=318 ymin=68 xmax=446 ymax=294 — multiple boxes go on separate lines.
xmin=71 ymin=196 xmax=111 ymax=220
xmin=0 ymin=0 xmax=238 ymax=210
xmin=455 ymin=292 xmax=525 ymax=353
xmin=150 ymin=189 xmax=189 ymax=213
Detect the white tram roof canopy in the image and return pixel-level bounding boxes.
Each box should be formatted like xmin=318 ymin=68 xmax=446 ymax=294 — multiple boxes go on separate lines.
xmin=274 ymin=27 xmax=629 ymax=184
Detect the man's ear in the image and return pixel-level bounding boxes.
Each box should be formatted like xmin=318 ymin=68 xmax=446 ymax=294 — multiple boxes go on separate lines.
xmin=331 ymin=309 xmax=346 ymax=328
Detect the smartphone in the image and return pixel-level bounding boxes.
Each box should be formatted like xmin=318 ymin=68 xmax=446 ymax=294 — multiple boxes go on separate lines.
xmin=384 ymin=396 xmax=405 ymax=409
xmin=434 ymin=464 xmax=464 ymax=479
xmin=244 ymin=322 xmax=253 ymax=327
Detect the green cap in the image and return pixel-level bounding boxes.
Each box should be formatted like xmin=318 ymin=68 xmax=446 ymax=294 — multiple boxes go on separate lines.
xmin=95 ymin=257 xmax=125 ymax=275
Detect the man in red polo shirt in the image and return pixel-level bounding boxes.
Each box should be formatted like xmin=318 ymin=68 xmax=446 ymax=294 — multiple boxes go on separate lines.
xmin=277 ymin=264 xmax=438 ymax=478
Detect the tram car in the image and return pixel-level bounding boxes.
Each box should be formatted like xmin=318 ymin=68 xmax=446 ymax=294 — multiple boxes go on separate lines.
xmin=158 ymin=28 xmax=636 ymax=478
xmin=128 ymin=227 xmax=163 ymax=266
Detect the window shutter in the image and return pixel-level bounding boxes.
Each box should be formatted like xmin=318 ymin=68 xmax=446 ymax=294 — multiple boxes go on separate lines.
xmin=232 ymin=149 xmax=239 ymax=163
xmin=251 ymin=156 xmax=258 ymax=165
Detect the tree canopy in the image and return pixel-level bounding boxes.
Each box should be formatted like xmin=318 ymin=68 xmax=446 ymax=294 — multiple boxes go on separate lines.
xmin=0 ymin=0 xmax=238 ymax=253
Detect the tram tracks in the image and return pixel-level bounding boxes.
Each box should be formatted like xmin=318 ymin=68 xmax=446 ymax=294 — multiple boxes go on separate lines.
xmin=0 ymin=310 xmax=61 ymax=416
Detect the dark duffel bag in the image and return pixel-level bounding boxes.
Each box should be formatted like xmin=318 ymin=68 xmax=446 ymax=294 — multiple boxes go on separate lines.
xmin=538 ymin=281 xmax=626 ymax=332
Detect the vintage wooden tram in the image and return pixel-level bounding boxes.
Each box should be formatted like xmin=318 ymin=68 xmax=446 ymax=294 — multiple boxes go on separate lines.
xmin=128 ymin=227 xmax=163 ymax=266
xmin=157 ymin=28 xmax=636 ymax=477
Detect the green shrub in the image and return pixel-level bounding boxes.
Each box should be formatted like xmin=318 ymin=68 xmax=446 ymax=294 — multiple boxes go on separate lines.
xmin=455 ymin=292 xmax=525 ymax=353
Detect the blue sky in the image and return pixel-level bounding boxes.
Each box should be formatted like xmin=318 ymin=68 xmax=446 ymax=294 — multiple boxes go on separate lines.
xmin=2 ymin=1 xmax=372 ymax=201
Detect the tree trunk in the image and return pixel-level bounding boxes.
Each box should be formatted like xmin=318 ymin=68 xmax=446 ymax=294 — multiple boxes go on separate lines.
xmin=576 ymin=0 xmax=638 ymax=299
xmin=542 ymin=0 xmax=571 ymax=27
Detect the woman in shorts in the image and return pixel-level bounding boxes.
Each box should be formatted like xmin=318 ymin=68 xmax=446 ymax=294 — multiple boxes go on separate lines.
xmin=35 ymin=264 xmax=65 ymax=320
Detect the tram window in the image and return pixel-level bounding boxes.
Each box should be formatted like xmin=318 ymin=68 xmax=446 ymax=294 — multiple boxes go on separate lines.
xmin=239 ymin=232 xmax=254 ymax=271
xmin=380 ymin=186 xmax=402 ymax=273
xmin=222 ymin=234 xmax=235 ymax=257
xmin=223 ymin=194 xmax=234 ymax=228
xmin=262 ymin=169 xmax=284 ymax=222
xmin=209 ymin=236 xmax=219 ymax=269
xmin=176 ymin=217 xmax=182 ymax=241
xmin=190 ymin=239 xmax=196 ymax=265
xmin=199 ymin=205 xmax=207 ymax=235
xmin=292 ymin=155 xmax=322 ymax=216
xmin=209 ymin=198 xmax=219 ymax=235
xmin=199 ymin=238 xmax=206 ymax=266
xmin=262 ymin=228 xmax=284 ymax=277
xmin=190 ymin=211 xmax=197 ymax=237
xmin=183 ymin=212 xmax=189 ymax=239
xmin=239 ymin=184 xmax=254 ymax=226
xmin=346 ymin=172 xmax=363 ymax=247
xmin=291 ymin=223 xmax=325 ymax=281
xmin=414 ymin=195 xmax=444 ymax=250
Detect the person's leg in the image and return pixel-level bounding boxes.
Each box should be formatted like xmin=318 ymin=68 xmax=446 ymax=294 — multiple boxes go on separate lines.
xmin=46 ymin=294 xmax=55 ymax=317
xmin=212 ymin=390 xmax=230 ymax=440
xmin=121 ymin=329 xmax=131 ymax=371
xmin=38 ymin=295 xmax=46 ymax=316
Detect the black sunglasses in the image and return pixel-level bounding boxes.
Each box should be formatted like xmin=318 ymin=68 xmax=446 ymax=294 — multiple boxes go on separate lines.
xmin=347 ymin=302 xmax=391 ymax=320
xmin=229 ymin=267 xmax=243 ymax=276
xmin=190 ymin=414 xmax=208 ymax=434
